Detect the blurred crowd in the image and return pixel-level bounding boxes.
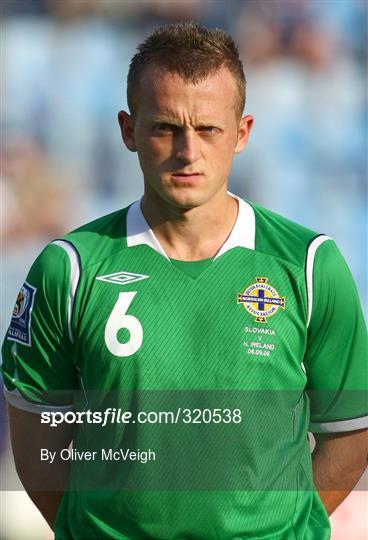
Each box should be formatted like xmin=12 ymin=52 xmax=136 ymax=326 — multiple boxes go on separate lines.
xmin=1 ymin=2 xmax=367 ymax=538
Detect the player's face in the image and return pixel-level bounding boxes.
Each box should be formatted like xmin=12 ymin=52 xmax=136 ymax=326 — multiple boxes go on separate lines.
xmin=119 ymin=67 xmax=253 ymax=210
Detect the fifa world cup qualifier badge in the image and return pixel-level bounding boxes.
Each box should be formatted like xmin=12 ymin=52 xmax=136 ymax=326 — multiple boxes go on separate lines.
xmin=237 ymin=277 xmax=286 ymax=323
xmin=7 ymin=281 xmax=37 ymax=346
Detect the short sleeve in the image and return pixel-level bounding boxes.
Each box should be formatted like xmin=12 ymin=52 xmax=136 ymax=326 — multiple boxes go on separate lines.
xmin=1 ymin=242 xmax=79 ymax=413
xmin=304 ymin=238 xmax=368 ymax=433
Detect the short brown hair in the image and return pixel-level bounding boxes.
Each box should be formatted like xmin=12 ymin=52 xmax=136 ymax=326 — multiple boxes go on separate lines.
xmin=127 ymin=21 xmax=246 ymax=119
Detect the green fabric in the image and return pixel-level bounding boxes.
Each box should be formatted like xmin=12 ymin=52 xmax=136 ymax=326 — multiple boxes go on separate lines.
xmin=170 ymin=257 xmax=214 ymax=278
xmin=2 ymin=198 xmax=367 ymax=540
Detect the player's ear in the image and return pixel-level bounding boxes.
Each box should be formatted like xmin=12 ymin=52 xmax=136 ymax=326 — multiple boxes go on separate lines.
xmin=118 ymin=111 xmax=137 ymax=152
xmin=234 ymin=114 xmax=254 ymax=154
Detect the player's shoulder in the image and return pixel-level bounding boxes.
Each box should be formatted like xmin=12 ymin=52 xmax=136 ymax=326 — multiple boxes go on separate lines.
xmin=29 ymin=205 xmax=131 ymax=278
xmin=57 ymin=205 xmax=131 ymax=268
xmin=249 ymin=200 xmax=327 ymax=268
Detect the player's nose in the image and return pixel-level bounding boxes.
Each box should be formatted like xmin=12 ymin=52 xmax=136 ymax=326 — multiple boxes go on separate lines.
xmin=175 ymin=130 xmax=201 ymax=164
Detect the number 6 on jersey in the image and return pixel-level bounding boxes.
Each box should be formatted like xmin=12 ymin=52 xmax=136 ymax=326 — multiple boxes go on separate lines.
xmin=104 ymin=292 xmax=143 ymax=357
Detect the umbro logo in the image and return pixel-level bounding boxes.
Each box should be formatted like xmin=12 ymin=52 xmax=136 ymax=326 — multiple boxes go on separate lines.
xmin=96 ymin=271 xmax=149 ymax=285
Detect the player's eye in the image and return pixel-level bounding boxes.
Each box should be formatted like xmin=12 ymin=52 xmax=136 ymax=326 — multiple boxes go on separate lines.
xmin=197 ymin=126 xmax=220 ymax=134
xmin=153 ymin=123 xmax=177 ymax=134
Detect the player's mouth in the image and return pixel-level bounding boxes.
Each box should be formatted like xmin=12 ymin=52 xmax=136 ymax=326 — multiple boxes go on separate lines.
xmin=171 ymin=172 xmax=203 ymax=183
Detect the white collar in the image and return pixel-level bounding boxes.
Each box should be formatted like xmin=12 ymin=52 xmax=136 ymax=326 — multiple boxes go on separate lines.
xmin=126 ymin=192 xmax=255 ymax=260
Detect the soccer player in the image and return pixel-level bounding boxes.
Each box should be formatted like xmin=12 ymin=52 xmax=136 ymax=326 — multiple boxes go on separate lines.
xmin=2 ymin=22 xmax=367 ymax=540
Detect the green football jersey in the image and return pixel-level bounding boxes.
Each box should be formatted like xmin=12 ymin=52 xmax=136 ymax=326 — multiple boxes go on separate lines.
xmin=2 ymin=194 xmax=367 ymax=540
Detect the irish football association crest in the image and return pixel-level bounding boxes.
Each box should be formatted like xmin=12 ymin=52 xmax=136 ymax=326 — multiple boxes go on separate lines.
xmin=237 ymin=277 xmax=285 ymax=323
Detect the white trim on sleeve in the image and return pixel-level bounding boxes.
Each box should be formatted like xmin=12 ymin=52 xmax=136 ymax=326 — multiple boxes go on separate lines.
xmin=309 ymin=415 xmax=368 ymax=433
xmin=305 ymin=235 xmax=331 ymax=328
xmin=3 ymin=386 xmax=74 ymax=414
xmin=52 ymin=240 xmax=81 ymax=343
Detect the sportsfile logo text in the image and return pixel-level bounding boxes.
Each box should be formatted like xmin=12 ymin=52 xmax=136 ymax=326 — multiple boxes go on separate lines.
xmin=41 ymin=407 xmax=243 ymax=427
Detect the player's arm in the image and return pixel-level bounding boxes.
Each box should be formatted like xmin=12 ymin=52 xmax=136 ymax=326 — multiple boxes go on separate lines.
xmin=312 ymin=428 xmax=368 ymax=515
xmin=1 ymin=243 xmax=79 ymax=528
xmin=8 ymin=403 xmax=75 ymax=530
xmin=303 ymin=238 xmax=368 ymax=514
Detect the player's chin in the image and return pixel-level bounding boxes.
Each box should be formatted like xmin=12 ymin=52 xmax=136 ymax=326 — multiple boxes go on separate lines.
xmin=164 ymin=185 xmax=208 ymax=210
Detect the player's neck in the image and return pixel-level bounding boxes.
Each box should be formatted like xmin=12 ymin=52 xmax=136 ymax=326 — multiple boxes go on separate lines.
xmin=141 ymin=189 xmax=238 ymax=261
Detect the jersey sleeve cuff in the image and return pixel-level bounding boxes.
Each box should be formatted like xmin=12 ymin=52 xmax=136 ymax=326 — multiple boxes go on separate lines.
xmin=309 ymin=415 xmax=368 ymax=433
xmin=3 ymin=385 xmax=74 ymax=414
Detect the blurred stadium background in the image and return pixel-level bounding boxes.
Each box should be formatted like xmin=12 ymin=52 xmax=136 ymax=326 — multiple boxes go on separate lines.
xmin=1 ymin=1 xmax=366 ymax=539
